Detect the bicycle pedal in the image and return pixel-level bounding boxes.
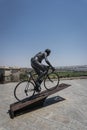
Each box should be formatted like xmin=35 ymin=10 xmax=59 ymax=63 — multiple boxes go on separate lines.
xmin=35 ymin=87 xmax=41 ymax=92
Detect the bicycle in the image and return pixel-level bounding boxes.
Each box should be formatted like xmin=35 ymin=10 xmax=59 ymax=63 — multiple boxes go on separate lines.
xmin=14 ymin=66 xmax=60 ymax=102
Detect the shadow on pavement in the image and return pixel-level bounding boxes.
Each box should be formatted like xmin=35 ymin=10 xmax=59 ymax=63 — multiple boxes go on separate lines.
xmin=44 ymin=96 xmax=65 ymax=106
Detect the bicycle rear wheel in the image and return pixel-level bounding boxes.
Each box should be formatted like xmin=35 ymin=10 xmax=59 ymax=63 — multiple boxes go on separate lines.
xmin=44 ymin=72 xmax=59 ymax=90
xmin=14 ymin=80 xmax=35 ymax=102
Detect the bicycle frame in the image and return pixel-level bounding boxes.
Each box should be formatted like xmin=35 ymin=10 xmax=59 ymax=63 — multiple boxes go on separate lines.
xmin=26 ymin=66 xmax=54 ymax=92
xmin=27 ymin=71 xmax=38 ymax=86
xmin=28 ymin=66 xmax=53 ymax=84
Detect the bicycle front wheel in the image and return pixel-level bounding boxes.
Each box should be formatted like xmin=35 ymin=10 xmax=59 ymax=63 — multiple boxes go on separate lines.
xmin=14 ymin=80 xmax=35 ymax=102
xmin=44 ymin=72 xmax=59 ymax=90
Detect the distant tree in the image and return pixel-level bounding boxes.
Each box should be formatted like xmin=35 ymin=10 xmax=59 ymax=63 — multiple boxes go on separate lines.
xmin=19 ymin=73 xmax=28 ymax=80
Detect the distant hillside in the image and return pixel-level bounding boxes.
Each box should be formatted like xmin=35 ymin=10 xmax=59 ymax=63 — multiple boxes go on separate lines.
xmin=56 ymin=65 xmax=87 ymax=72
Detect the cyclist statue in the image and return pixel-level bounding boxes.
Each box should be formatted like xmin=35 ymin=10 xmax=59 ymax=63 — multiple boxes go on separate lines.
xmin=31 ymin=49 xmax=55 ymax=92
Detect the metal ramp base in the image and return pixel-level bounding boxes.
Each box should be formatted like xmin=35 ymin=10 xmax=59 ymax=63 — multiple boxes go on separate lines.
xmin=9 ymin=83 xmax=70 ymax=118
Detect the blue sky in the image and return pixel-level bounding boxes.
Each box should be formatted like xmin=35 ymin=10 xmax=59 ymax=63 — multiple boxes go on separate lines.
xmin=0 ymin=0 xmax=87 ymax=67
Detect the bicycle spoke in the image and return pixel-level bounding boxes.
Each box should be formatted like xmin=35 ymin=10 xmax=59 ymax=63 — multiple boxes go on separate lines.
xmin=14 ymin=80 xmax=35 ymax=101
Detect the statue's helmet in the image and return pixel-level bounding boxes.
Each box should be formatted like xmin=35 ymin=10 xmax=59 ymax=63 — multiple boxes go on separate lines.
xmin=45 ymin=49 xmax=51 ymax=56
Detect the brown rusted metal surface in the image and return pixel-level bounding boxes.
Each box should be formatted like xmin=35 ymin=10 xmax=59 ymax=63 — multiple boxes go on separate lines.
xmin=9 ymin=83 xmax=71 ymax=118
xmin=10 ymin=94 xmax=47 ymax=111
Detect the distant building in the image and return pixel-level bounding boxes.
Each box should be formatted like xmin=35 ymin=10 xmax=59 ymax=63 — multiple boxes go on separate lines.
xmin=0 ymin=67 xmax=20 ymax=83
xmin=0 ymin=67 xmax=11 ymax=83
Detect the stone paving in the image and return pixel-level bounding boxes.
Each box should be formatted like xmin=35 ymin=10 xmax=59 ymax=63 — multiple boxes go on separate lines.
xmin=0 ymin=79 xmax=87 ymax=130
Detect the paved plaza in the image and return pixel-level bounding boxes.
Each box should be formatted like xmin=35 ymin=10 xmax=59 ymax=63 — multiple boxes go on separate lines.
xmin=0 ymin=79 xmax=87 ymax=130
